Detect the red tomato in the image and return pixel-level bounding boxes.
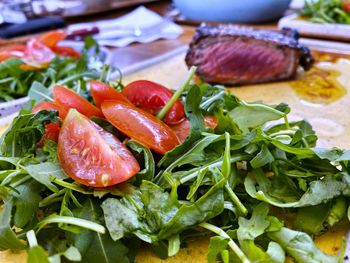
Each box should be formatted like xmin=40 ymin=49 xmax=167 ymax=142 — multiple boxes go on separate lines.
xmin=32 ymin=101 xmax=67 ymax=144
xmin=53 ymin=85 xmax=103 ymax=118
xmin=90 ymin=80 xmax=129 ymax=108
xmin=23 ymin=39 xmax=55 ymax=68
xmin=32 ymin=101 xmax=68 ymax=119
xmin=170 ymin=116 xmax=218 ymax=143
xmin=121 ymin=80 xmax=185 ymax=125
xmin=0 ymin=44 xmax=26 ymax=62
xmin=37 ymin=30 xmax=67 ymax=48
xmin=51 ymin=46 xmax=80 ymax=59
xmin=101 ymin=100 xmax=180 ymax=154
xmin=58 ymin=109 xmax=140 ymax=187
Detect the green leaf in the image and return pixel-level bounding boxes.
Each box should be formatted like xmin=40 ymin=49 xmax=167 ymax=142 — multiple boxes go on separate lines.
xmin=27 ymin=246 xmax=50 ymax=263
xmin=207 ymin=236 xmax=232 ymax=263
xmin=229 ymin=101 xmax=286 ymax=133
xmin=294 ymin=203 xmax=332 ymax=235
xmin=237 ymin=203 xmax=271 ymax=241
xmin=127 ymin=140 xmax=155 ymax=183
xmin=24 ymin=162 xmax=67 ymax=192
xmin=0 ymin=111 xmax=59 ymax=157
xmin=72 ymin=197 xmax=134 ymax=263
xmin=13 ymin=180 xmax=43 ymax=228
xmin=250 ymin=144 xmax=274 ymax=168
xmin=28 ymin=81 xmax=53 ymax=103
xmin=268 ymin=227 xmax=338 ymax=263
xmin=158 ymin=84 xmax=205 ymax=167
xmin=0 ymin=188 xmax=27 ymax=250
xmin=245 ymin=170 xmax=350 ymax=208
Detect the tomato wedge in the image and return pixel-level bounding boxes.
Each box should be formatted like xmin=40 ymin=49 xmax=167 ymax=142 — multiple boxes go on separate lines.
xmin=58 ymin=109 xmax=140 ymax=187
xmin=32 ymin=101 xmax=67 ymax=144
xmin=37 ymin=30 xmax=67 ymax=48
xmin=101 ymin=100 xmax=180 ymax=154
xmin=90 ymin=80 xmax=129 ymax=108
xmin=170 ymin=116 xmax=218 ymax=143
xmin=23 ymin=39 xmax=55 ymax=68
xmin=53 ymin=85 xmax=103 ymax=118
xmin=121 ymin=80 xmax=185 ymax=125
xmin=51 ymin=46 xmax=80 ymax=59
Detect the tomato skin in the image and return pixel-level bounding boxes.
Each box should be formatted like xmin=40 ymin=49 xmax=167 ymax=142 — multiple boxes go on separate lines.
xmin=101 ymin=100 xmax=180 ymax=154
xmin=23 ymin=39 xmax=54 ymax=68
xmin=53 ymin=85 xmax=103 ymax=118
xmin=121 ymin=80 xmax=185 ymax=125
xmin=38 ymin=30 xmax=67 ymax=48
xmin=58 ymin=109 xmax=140 ymax=187
xmin=32 ymin=101 xmax=68 ymax=119
xmin=170 ymin=116 xmax=218 ymax=143
xmin=51 ymin=46 xmax=80 ymax=59
xmin=32 ymin=101 xmax=67 ymax=144
xmin=90 ymin=80 xmax=129 ymax=108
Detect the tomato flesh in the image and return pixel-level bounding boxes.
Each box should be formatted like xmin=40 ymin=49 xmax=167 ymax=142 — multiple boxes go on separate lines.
xmin=170 ymin=116 xmax=218 ymax=143
xmin=58 ymin=109 xmax=140 ymax=187
xmin=90 ymin=80 xmax=129 ymax=108
xmin=101 ymin=100 xmax=180 ymax=154
xmin=51 ymin=46 xmax=80 ymax=59
xmin=53 ymin=85 xmax=103 ymax=118
xmin=38 ymin=30 xmax=67 ymax=48
xmin=122 ymin=80 xmax=185 ymax=125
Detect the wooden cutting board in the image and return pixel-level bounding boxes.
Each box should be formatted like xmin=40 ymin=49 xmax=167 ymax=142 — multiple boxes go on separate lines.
xmin=1 ymin=43 xmax=350 ymax=263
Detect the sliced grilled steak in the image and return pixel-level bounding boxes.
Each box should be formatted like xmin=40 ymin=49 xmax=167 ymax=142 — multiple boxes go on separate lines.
xmin=185 ymin=25 xmax=313 ymax=85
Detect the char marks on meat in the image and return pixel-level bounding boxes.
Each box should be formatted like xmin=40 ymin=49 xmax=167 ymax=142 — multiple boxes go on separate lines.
xmin=185 ymin=25 xmax=313 ymax=85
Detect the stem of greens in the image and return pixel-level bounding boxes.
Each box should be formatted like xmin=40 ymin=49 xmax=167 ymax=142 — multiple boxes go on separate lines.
xmin=36 ymin=215 xmax=105 ymax=234
xmin=26 ymin=230 xmax=38 ymax=247
xmin=199 ymin=222 xmax=250 ymax=263
xmin=56 ymin=72 xmax=98 ymax=86
xmin=222 ymin=132 xmax=247 ymax=215
xmin=157 ymin=66 xmax=197 ymax=120
xmin=99 ymin=64 xmax=109 ymax=82
xmin=225 ymin=183 xmax=247 ymax=216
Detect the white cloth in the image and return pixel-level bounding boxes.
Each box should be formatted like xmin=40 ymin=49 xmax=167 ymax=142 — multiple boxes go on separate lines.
xmin=68 ymin=6 xmax=183 ymax=47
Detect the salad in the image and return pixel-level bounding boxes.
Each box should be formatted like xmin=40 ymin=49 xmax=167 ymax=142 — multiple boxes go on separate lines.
xmin=0 ymin=62 xmax=349 ymax=263
xmin=0 ymin=31 xmax=101 ymax=102
xmin=299 ymin=0 xmax=350 ymax=24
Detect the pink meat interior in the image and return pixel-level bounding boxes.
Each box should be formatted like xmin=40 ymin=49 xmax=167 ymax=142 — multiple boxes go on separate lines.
xmin=198 ymin=39 xmax=296 ymax=84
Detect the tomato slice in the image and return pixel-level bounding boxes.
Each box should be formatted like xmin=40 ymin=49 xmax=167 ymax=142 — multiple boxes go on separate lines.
xmin=101 ymin=100 xmax=180 ymax=154
xmin=37 ymin=30 xmax=67 ymax=48
xmin=53 ymin=85 xmax=103 ymax=118
xmin=121 ymin=80 xmax=185 ymax=125
xmin=0 ymin=44 xmax=26 ymax=62
xmin=90 ymin=80 xmax=129 ymax=108
xmin=58 ymin=109 xmax=140 ymax=187
xmin=170 ymin=116 xmax=218 ymax=143
xmin=32 ymin=101 xmax=67 ymax=144
xmin=23 ymin=39 xmax=55 ymax=68
xmin=51 ymin=46 xmax=80 ymax=59
xmin=32 ymin=101 xmax=68 ymax=119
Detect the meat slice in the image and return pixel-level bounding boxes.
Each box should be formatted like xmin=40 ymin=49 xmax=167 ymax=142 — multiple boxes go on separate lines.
xmin=185 ymin=25 xmax=313 ymax=85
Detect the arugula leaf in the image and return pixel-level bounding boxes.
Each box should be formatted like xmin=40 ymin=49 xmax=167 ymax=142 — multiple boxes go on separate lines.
xmin=13 ymin=180 xmax=43 ymax=228
xmin=229 ymin=101 xmax=286 ymax=133
xmin=0 ymin=187 xmax=27 ymax=250
xmin=0 ymin=111 xmax=58 ymax=157
xmin=268 ymin=227 xmax=338 ymax=263
xmin=127 ymin=140 xmax=155 ymax=184
xmin=24 ymin=162 xmax=67 ymax=192
xmin=72 ymin=197 xmax=135 ymax=263
xmin=158 ymin=84 xmax=206 ymax=168
xmin=245 ymin=169 xmax=350 ymax=207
